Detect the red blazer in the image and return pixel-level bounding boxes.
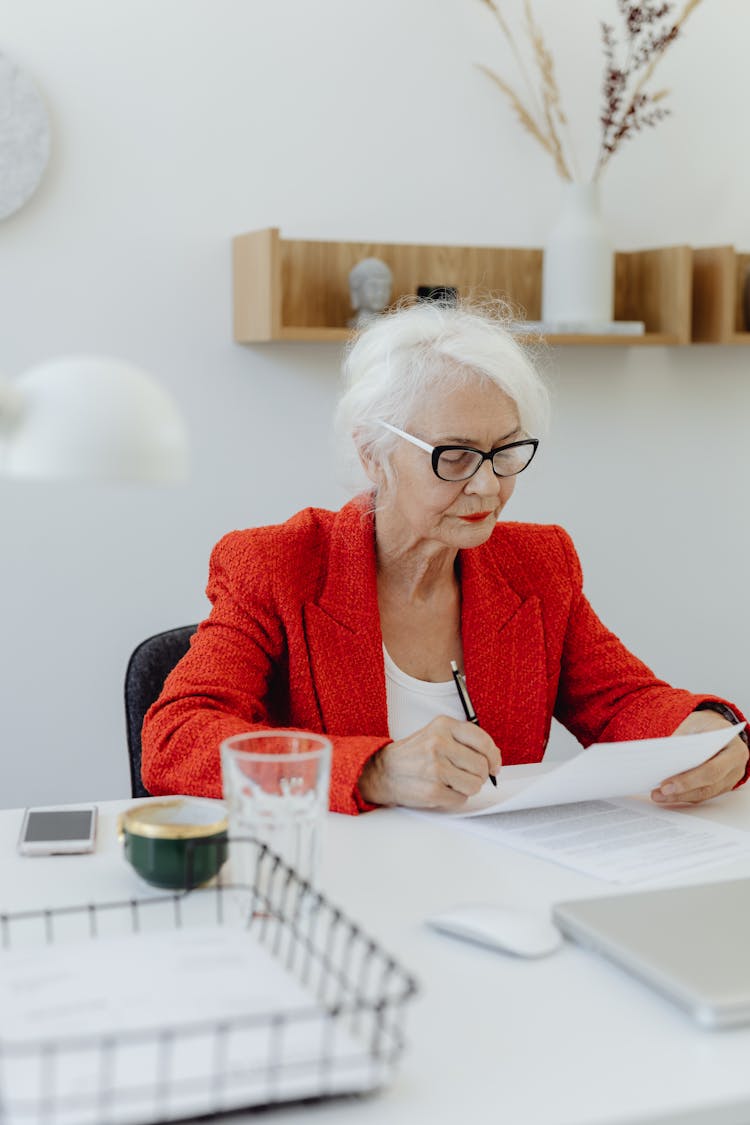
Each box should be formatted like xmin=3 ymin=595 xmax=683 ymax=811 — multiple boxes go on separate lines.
xmin=141 ymin=495 xmax=742 ymax=815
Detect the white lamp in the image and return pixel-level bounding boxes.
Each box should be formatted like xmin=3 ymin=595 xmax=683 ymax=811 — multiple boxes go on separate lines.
xmin=0 ymin=356 xmax=189 ymax=483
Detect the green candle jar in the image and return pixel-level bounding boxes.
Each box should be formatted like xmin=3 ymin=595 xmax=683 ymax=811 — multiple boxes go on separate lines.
xmin=119 ymin=799 xmax=228 ymax=890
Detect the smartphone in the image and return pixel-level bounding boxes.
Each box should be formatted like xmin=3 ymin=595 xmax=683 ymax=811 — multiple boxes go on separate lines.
xmin=17 ymin=805 xmax=98 ymax=856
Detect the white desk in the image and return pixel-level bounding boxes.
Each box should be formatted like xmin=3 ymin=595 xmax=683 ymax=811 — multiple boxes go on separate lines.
xmin=3 ymin=794 xmax=750 ymax=1125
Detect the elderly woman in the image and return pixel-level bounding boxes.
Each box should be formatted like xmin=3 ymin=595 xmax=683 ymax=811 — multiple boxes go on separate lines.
xmin=141 ymin=302 xmax=748 ymax=814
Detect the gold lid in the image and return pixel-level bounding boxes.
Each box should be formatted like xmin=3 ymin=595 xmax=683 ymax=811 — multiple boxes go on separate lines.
xmin=119 ymin=799 xmax=228 ymax=841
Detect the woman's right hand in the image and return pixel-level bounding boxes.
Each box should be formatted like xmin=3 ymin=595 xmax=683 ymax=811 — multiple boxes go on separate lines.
xmin=357 ymin=716 xmax=501 ymax=810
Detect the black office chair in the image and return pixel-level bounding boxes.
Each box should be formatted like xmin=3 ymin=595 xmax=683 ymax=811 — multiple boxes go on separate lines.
xmin=124 ymin=625 xmax=198 ymax=798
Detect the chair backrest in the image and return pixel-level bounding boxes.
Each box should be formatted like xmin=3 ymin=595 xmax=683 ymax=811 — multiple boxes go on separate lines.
xmin=124 ymin=625 xmax=197 ymax=798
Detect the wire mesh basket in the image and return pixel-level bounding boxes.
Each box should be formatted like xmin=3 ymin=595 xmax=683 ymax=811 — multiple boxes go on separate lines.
xmin=0 ymin=837 xmax=418 ymax=1125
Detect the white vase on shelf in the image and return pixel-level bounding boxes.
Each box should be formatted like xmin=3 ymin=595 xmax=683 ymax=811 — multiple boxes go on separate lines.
xmin=541 ymin=181 xmax=614 ymax=327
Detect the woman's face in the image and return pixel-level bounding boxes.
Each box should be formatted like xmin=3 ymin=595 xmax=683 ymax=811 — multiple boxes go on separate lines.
xmin=372 ymin=377 xmax=525 ymax=550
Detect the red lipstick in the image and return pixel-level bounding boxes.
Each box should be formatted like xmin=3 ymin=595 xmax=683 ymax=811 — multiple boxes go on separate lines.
xmin=459 ymin=512 xmax=492 ymax=523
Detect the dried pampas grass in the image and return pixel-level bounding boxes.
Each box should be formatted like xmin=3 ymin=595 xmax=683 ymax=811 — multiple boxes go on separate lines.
xmin=475 ymin=0 xmax=573 ymax=180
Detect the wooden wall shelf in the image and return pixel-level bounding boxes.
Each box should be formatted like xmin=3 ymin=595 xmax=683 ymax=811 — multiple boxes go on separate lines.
xmin=692 ymin=246 xmax=750 ymax=344
xmin=232 ymin=228 xmax=693 ymax=346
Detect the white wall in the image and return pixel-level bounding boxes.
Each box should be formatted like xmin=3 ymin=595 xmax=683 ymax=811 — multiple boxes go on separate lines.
xmin=1 ymin=0 xmax=748 ymax=807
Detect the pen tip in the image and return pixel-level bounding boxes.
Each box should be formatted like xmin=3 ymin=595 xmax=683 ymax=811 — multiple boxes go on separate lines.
xmin=450 ymin=660 xmax=459 ymax=672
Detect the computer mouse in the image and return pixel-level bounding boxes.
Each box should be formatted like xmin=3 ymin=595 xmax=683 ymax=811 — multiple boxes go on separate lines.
xmin=426 ymin=904 xmax=564 ymax=959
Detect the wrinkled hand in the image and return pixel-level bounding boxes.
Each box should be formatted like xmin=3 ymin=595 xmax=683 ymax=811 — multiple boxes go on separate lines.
xmin=651 ymin=709 xmax=749 ymax=807
xmin=358 ymin=715 xmax=502 ymax=810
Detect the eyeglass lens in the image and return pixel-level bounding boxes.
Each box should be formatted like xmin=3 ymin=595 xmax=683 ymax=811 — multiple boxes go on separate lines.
xmin=436 ymin=443 xmax=536 ymax=481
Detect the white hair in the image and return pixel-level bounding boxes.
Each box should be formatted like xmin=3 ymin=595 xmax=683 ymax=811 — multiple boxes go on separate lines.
xmin=335 ymin=299 xmax=551 ymax=488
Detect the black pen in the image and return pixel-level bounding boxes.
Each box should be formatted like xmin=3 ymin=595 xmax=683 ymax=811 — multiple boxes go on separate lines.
xmin=450 ymin=660 xmax=497 ymax=787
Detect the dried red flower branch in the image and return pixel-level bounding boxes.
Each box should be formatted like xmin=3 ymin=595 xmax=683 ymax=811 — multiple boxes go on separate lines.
xmin=595 ymin=0 xmax=704 ymax=177
xmin=474 ymin=0 xmax=704 ymax=182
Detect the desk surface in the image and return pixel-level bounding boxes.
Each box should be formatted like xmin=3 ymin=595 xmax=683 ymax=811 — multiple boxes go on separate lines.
xmin=3 ymin=794 xmax=750 ymax=1125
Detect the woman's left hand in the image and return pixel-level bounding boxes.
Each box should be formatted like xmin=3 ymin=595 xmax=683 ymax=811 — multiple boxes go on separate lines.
xmin=651 ymin=709 xmax=749 ymax=807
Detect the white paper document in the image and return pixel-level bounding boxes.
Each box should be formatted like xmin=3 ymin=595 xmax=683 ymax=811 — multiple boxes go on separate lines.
xmin=454 ymin=723 xmax=746 ymax=817
xmin=452 ymin=797 xmax=750 ymax=883
xmin=0 ymin=921 xmax=384 ymax=1125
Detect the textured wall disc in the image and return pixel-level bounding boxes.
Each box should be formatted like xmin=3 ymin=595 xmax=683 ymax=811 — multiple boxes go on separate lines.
xmin=0 ymin=52 xmax=51 ymax=220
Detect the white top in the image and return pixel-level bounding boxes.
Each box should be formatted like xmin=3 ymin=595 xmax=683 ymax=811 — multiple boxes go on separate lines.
xmin=383 ymin=645 xmax=465 ymax=739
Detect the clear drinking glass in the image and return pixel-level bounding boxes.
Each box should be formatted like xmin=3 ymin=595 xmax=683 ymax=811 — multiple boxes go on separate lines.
xmin=220 ymin=731 xmax=332 ymax=892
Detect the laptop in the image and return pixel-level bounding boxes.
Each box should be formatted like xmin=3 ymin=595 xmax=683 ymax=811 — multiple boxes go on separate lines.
xmin=553 ymin=877 xmax=750 ymax=1028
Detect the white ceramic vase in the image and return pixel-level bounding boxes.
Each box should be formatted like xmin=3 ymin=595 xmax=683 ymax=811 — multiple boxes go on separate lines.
xmin=541 ymin=181 xmax=614 ymax=326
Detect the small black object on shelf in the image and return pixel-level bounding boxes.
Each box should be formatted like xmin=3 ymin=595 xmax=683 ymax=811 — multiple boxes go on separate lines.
xmin=417 ymin=285 xmax=459 ymax=305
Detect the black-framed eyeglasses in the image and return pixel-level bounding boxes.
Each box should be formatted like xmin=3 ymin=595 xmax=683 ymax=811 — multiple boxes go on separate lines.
xmin=377 ymin=421 xmax=539 ymax=482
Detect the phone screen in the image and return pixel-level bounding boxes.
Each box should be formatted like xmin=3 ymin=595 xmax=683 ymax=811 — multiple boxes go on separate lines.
xmin=23 ymin=809 xmax=94 ymax=842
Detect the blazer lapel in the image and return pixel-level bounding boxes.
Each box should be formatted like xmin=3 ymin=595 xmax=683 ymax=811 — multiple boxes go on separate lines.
xmin=303 ymin=498 xmax=389 ymax=737
xmin=304 ymin=501 xmax=550 ymax=759
xmin=460 ymin=543 xmax=549 ymax=763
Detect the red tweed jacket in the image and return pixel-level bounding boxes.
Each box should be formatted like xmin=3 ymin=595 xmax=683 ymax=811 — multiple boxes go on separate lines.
xmin=141 ymin=495 xmax=742 ymax=815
